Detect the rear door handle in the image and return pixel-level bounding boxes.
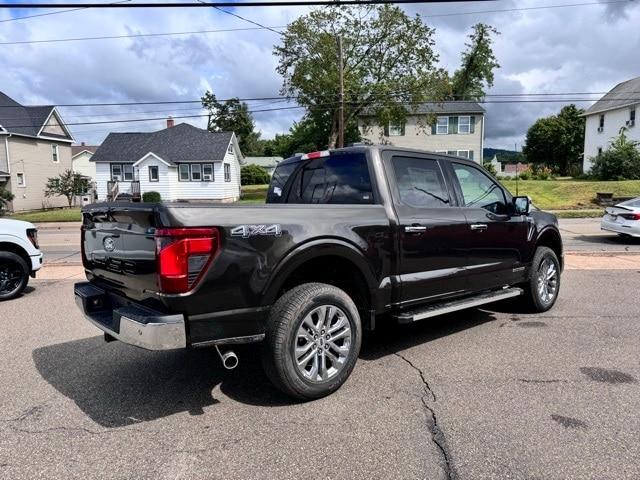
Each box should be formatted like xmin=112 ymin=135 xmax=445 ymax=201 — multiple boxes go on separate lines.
xmin=405 ymin=226 xmax=427 ymax=233
xmin=470 ymin=223 xmax=488 ymax=231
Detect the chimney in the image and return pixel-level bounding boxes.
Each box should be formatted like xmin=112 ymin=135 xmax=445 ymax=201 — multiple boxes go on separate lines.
xmin=166 ymin=117 xmax=175 ymax=128
xmin=81 ymin=142 xmax=85 ymax=146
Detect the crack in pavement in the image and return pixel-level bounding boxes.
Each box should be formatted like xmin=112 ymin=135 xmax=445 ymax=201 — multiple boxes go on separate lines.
xmin=394 ymin=353 xmax=456 ymax=480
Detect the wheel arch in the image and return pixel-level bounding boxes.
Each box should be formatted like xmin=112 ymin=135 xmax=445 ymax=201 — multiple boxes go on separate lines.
xmin=535 ymin=227 xmax=563 ymax=270
xmin=0 ymin=241 xmax=31 ymax=270
xmin=262 ymin=239 xmax=377 ymax=313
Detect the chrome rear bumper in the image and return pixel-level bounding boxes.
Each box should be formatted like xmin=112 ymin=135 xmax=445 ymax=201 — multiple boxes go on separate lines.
xmin=74 ymin=282 xmax=186 ymax=350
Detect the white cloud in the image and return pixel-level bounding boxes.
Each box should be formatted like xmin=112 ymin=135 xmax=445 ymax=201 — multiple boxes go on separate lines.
xmin=0 ymin=0 xmax=638 ymax=150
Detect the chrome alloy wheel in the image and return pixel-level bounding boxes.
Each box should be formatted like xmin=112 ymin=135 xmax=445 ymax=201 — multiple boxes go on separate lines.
xmin=294 ymin=305 xmax=353 ymax=383
xmin=537 ymin=257 xmax=558 ymax=304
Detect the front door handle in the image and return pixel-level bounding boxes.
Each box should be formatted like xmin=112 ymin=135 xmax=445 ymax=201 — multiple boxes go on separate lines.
xmin=405 ymin=225 xmax=427 ymax=233
xmin=470 ymin=223 xmax=488 ymax=231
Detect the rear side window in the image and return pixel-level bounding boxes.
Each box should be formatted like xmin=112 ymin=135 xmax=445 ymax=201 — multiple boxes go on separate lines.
xmin=269 ymin=153 xmax=374 ymax=204
xmin=392 ymin=156 xmax=450 ymax=208
xmin=267 ymin=162 xmax=297 ymax=202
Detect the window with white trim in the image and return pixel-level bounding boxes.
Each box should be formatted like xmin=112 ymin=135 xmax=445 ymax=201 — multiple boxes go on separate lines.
xmin=599 ymin=114 xmax=605 ymax=129
xmin=389 ymin=122 xmax=404 ymax=136
xmin=224 ymin=163 xmax=231 ymax=182
xmin=436 ymin=117 xmax=449 ymax=135
xmin=191 ymin=164 xmax=202 ymax=181
xmin=16 ymin=172 xmax=25 ymax=187
xmin=179 ymin=164 xmax=190 ymax=181
xmin=52 ymin=144 xmax=59 ymax=162
xmin=110 ymin=164 xmax=134 ymax=181
xmin=458 ymin=116 xmax=471 ymax=134
xmin=148 ymin=165 xmax=159 ymax=182
xmin=203 ymin=164 xmax=214 ymax=181
xmin=228 ymin=144 xmax=234 ymax=155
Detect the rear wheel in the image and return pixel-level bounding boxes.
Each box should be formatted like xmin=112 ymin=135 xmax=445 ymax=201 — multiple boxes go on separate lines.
xmin=0 ymin=252 xmax=29 ymax=301
xmin=262 ymin=283 xmax=362 ymax=400
xmin=522 ymin=246 xmax=560 ymax=312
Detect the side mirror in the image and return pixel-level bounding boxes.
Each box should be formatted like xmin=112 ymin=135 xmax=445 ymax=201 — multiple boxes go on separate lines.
xmin=513 ymin=196 xmax=531 ymax=215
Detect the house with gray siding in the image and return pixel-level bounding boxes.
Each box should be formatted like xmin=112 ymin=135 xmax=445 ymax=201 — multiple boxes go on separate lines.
xmin=0 ymin=91 xmax=74 ymax=212
xmin=91 ymin=120 xmax=243 ymax=202
xmin=358 ymin=101 xmax=485 ymax=163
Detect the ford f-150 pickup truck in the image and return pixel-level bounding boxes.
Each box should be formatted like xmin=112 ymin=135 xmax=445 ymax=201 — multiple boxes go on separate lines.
xmin=75 ymin=146 xmax=563 ymax=399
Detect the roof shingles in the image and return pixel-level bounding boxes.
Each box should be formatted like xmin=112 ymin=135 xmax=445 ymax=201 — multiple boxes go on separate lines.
xmin=90 ymin=123 xmax=234 ymax=164
xmin=0 ymin=91 xmax=62 ymax=137
xmin=584 ymin=76 xmax=640 ymax=116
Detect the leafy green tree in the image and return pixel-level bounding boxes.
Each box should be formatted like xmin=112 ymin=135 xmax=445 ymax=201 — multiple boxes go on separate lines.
xmin=44 ymin=169 xmax=89 ymax=207
xmin=450 ymin=24 xmax=500 ymax=100
xmin=522 ymin=105 xmax=585 ymax=176
xmin=483 ymin=159 xmax=498 ymax=177
xmin=241 ymin=164 xmax=271 ymax=185
xmin=590 ymin=127 xmax=640 ymax=180
xmin=274 ymin=5 xmax=499 ymax=148
xmin=201 ymin=92 xmax=264 ymax=155
xmin=0 ymin=186 xmax=14 ymax=215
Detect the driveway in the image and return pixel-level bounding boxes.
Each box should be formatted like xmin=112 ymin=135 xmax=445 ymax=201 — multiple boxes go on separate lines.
xmin=1 ymin=266 xmax=639 ymax=479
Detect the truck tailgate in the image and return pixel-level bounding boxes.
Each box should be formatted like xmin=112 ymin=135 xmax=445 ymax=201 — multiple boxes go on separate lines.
xmin=82 ymin=205 xmax=159 ymax=302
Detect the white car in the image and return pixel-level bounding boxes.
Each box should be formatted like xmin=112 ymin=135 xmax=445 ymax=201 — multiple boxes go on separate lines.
xmin=0 ymin=218 xmax=43 ymax=300
xmin=601 ymin=197 xmax=640 ymax=238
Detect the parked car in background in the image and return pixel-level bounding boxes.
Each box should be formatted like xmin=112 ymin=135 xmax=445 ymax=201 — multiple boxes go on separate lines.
xmin=75 ymin=146 xmax=563 ymax=399
xmin=0 ymin=219 xmax=42 ymax=300
xmin=601 ymin=197 xmax=640 ymax=238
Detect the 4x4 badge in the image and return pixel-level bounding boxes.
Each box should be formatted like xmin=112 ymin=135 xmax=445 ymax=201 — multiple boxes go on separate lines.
xmin=231 ymin=224 xmax=282 ymax=238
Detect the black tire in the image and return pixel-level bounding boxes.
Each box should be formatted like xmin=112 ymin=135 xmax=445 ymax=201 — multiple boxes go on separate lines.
xmin=262 ymin=282 xmax=362 ymax=400
xmin=522 ymin=246 xmax=560 ymax=312
xmin=0 ymin=251 xmax=30 ymax=301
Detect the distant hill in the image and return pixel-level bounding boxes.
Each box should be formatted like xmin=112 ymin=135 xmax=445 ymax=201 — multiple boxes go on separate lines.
xmin=484 ymin=148 xmax=526 ymax=164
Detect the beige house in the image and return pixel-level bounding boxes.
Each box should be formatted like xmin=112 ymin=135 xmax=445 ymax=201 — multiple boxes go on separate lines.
xmin=358 ymin=101 xmax=485 ymax=163
xmin=0 ymin=92 xmax=74 ymax=212
xmin=72 ymin=143 xmax=99 ymax=180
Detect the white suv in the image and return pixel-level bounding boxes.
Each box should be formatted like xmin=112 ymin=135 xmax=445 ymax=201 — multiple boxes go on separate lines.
xmin=0 ymin=219 xmax=43 ymax=300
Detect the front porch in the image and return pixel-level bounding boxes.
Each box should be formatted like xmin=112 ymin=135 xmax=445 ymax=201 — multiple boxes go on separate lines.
xmin=106 ymin=180 xmax=141 ymax=202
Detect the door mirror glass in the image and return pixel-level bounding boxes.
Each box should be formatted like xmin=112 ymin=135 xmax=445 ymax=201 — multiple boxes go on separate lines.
xmin=513 ymin=196 xmax=530 ymax=215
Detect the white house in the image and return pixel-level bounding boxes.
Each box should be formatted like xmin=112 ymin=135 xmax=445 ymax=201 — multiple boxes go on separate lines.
xmin=91 ymin=121 xmax=243 ymax=202
xmin=358 ymin=101 xmax=485 ymax=163
xmin=72 ymin=143 xmax=99 ymax=180
xmin=582 ymin=76 xmax=639 ymax=172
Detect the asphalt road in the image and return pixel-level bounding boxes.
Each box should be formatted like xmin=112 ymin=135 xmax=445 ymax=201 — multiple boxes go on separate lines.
xmin=35 ymin=218 xmax=640 ymax=269
xmin=1 ymin=268 xmax=639 ymax=479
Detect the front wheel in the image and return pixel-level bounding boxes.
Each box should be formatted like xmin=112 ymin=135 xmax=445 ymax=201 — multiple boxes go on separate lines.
xmin=262 ymin=283 xmax=362 ymax=400
xmin=0 ymin=252 xmax=30 ymax=301
xmin=522 ymin=246 xmax=561 ymax=312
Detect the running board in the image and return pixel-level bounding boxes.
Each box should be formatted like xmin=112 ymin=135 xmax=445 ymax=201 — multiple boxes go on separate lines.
xmin=394 ymin=287 xmax=523 ymax=324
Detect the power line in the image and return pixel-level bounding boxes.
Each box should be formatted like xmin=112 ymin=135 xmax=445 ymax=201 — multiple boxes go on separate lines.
xmin=0 ymin=25 xmax=285 ymax=45
xmin=0 ymin=0 xmax=131 ymax=23
xmin=0 ymin=0 xmax=497 ymax=9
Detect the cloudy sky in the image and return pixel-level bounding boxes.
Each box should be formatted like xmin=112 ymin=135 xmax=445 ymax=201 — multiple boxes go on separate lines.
xmin=0 ymin=0 xmax=638 ymax=149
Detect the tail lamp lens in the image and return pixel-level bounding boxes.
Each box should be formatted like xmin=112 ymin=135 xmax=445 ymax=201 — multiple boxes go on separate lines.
xmin=620 ymin=213 xmax=640 ymax=221
xmin=155 ymin=228 xmax=219 ymax=294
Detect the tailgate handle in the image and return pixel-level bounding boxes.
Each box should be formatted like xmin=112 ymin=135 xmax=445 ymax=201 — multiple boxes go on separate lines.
xmin=405 ymin=225 xmax=427 ymax=233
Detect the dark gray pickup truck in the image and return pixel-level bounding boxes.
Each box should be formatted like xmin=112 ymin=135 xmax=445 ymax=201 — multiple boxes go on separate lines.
xmin=75 ymin=146 xmax=563 ymax=399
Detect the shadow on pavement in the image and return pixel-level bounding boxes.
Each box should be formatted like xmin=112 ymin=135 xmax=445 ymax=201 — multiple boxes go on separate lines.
xmin=32 ymin=337 xmax=292 ymax=427
xmin=33 ymin=307 xmax=501 ymax=426
xmin=360 ymin=308 xmax=497 ymax=361
xmin=573 ymin=234 xmax=640 ymax=246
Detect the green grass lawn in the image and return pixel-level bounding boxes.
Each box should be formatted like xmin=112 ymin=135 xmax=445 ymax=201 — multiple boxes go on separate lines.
xmin=9 ymin=207 xmax=82 ymax=223
xmin=500 ymin=179 xmax=640 ymax=210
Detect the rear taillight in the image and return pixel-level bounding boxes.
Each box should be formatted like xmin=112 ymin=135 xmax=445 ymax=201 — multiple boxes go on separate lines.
xmin=80 ymin=227 xmax=88 ymax=268
xmin=26 ymin=228 xmax=39 ymax=249
xmin=619 ymin=213 xmax=640 ymax=221
xmin=155 ymin=227 xmax=219 ymax=294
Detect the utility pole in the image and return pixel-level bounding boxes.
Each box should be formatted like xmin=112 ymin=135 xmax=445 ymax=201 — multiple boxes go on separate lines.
xmin=337 ymin=35 xmax=344 ymax=149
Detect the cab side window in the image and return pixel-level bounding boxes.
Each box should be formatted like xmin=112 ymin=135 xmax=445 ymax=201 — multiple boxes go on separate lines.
xmin=453 ymin=163 xmax=507 ymax=214
xmin=392 ymin=156 xmax=450 ymax=208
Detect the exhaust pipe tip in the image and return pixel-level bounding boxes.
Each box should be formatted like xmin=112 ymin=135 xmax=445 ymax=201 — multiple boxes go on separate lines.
xmin=215 ymin=346 xmax=238 ymax=370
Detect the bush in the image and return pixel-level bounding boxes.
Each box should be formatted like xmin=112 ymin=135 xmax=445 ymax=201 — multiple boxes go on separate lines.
xmin=142 ymin=191 xmax=161 ymax=203
xmin=590 ymin=128 xmax=640 ymax=180
xmin=241 ymin=164 xmax=270 ymax=185
xmin=530 ymin=164 xmax=554 ymax=180
xmin=483 ymin=161 xmax=498 ymax=177
xmin=0 ymin=186 xmax=14 ymax=216
xmin=517 ymin=171 xmax=531 ymax=180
